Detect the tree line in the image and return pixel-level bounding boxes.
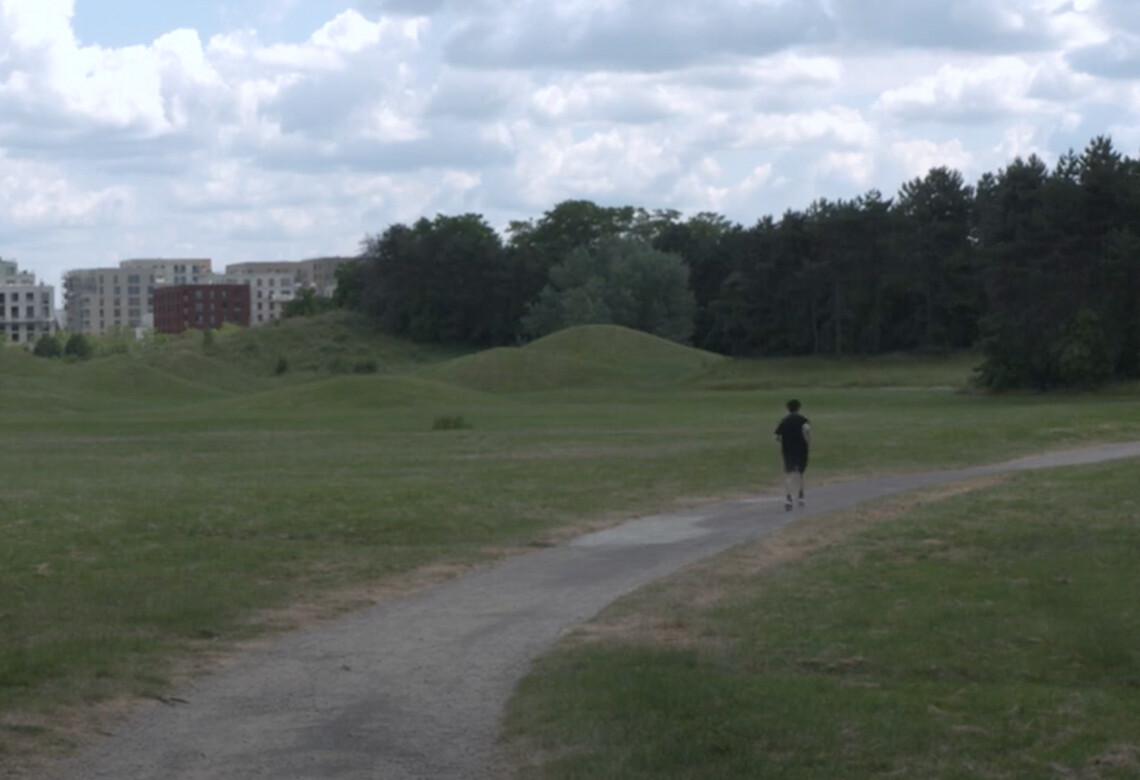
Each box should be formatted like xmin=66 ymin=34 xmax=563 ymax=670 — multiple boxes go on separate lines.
xmin=334 ymin=135 xmax=1140 ymax=390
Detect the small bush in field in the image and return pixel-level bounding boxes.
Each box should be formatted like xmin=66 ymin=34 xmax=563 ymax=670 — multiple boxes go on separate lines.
xmin=431 ymin=414 xmax=472 ymax=431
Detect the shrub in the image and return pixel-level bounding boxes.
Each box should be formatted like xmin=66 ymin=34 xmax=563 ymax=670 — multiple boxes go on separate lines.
xmin=33 ymin=334 xmax=63 ymax=358
xmin=274 ymin=356 xmax=289 ymax=376
xmin=431 ymin=414 xmax=472 ymax=431
xmin=353 ymin=359 xmax=379 ymax=374
xmin=1053 ymin=308 xmax=1112 ymax=388
xmin=64 ymin=333 xmax=93 ymax=360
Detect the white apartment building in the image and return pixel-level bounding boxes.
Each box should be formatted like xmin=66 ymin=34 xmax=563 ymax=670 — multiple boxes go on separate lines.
xmin=64 ymin=259 xmax=212 ymax=335
xmin=0 ymin=260 xmax=55 ymax=345
xmin=227 ymin=257 xmax=355 ymax=300
xmin=222 ymin=266 xmax=297 ymax=325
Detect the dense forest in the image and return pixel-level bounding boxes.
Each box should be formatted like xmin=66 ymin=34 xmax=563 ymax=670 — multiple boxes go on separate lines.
xmin=332 ymin=136 xmax=1140 ymax=390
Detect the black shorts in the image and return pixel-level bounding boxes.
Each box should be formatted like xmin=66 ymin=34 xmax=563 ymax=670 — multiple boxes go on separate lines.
xmin=783 ymin=450 xmax=808 ymax=473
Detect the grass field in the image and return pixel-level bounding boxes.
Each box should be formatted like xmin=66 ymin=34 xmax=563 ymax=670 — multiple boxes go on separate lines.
xmin=500 ymin=462 xmax=1140 ymax=779
xmin=1 ymin=313 xmax=1138 ymax=769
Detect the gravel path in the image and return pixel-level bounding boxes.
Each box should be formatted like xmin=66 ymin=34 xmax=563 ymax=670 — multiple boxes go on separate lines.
xmin=52 ymin=441 xmax=1140 ymax=780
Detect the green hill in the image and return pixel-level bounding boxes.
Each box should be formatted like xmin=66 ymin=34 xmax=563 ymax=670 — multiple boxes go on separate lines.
xmin=202 ymin=373 xmax=492 ymax=417
xmin=1 ymin=312 xmax=473 ymax=415
xmin=135 ymin=311 xmax=469 ymax=392
xmin=0 ymin=346 xmax=224 ymax=415
xmin=423 ymin=325 xmax=723 ymax=392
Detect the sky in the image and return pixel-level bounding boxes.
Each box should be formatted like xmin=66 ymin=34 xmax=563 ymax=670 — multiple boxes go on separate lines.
xmin=2 ymin=0 xmax=1140 ymax=294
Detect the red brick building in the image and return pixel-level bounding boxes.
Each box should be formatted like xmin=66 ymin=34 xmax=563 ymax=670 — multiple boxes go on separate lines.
xmin=153 ymin=284 xmax=251 ymax=334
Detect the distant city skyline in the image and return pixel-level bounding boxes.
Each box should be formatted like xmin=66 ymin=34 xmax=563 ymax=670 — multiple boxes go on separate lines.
xmin=4 ymin=1 xmax=1140 ymax=294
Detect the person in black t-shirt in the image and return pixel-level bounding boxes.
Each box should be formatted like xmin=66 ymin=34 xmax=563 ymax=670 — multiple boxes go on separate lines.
xmin=774 ymin=399 xmax=811 ymax=511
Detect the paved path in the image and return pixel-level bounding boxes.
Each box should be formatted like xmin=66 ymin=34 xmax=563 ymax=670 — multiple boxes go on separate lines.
xmin=54 ymin=442 xmax=1140 ymax=780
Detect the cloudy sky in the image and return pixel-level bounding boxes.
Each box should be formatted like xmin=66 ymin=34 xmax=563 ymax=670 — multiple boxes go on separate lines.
xmin=2 ymin=0 xmax=1139 ymax=293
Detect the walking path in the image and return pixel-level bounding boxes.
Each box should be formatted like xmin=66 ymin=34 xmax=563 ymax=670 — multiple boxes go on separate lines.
xmin=54 ymin=442 xmax=1140 ymax=779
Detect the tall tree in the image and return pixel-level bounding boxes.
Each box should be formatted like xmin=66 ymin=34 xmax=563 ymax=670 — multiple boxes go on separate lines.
xmin=975 ymin=156 xmax=1070 ymax=388
xmin=522 ymin=237 xmax=696 ymax=343
xmin=359 ymin=214 xmax=516 ymax=345
xmin=653 ymin=212 xmax=742 ymax=350
xmin=893 ymin=167 xmax=978 ymax=350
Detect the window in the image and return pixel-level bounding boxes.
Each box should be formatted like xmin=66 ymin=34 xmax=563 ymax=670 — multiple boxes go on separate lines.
xmin=128 ymin=274 xmax=140 ymax=284
xmin=26 ymin=306 xmax=34 ymax=318
xmin=0 ymin=293 xmax=5 ymax=304
xmin=26 ymin=292 xmax=34 ymax=301
xmin=10 ymin=307 xmax=16 ymax=319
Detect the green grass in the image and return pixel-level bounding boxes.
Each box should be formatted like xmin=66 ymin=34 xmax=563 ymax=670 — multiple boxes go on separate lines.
xmin=1 ymin=321 xmax=1138 ymax=766
xmin=422 ymin=325 xmax=722 ymax=391
xmin=701 ymin=350 xmax=981 ymax=390
xmin=501 ymin=462 xmax=1140 ymax=779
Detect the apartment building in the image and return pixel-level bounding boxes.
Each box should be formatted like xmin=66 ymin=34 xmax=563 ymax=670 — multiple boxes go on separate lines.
xmin=222 ymin=266 xmax=297 ymax=325
xmin=153 ymin=284 xmax=250 ymax=334
xmin=0 ymin=260 xmax=54 ymax=345
xmin=64 ymin=259 xmax=212 ymax=335
xmin=226 ymin=256 xmax=355 ymax=300
xmin=299 ymin=256 xmax=355 ymax=298
xmin=64 ymin=255 xmax=357 ymax=336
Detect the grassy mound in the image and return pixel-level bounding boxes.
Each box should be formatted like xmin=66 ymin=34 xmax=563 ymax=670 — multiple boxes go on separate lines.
xmin=425 ymin=325 xmax=722 ymax=392
xmin=208 ymin=311 xmax=467 ymax=374
xmin=0 ymin=347 xmax=224 ymax=415
xmin=203 ymin=373 xmax=492 ymax=417
xmin=137 ymin=312 xmax=468 ymax=390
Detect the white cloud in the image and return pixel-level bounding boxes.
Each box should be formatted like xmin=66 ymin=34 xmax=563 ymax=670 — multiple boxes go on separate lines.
xmin=832 ymin=0 xmax=1062 ymax=52
xmin=890 ymin=138 xmax=975 ymax=180
xmin=511 ymin=124 xmax=681 ymax=207
xmin=818 ymin=151 xmax=875 ymax=186
xmin=874 ymin=58 xmax=1050 ymax=123
xmin=444 ymin=0 xmax=833 ymax=72
xmin=0 ymin=156 xmax=134 ymax=226
xmin=734 ymin=107 xmax=878 ymax=150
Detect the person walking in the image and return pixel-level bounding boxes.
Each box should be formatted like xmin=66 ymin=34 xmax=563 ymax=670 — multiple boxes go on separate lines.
xmin=775 ymin=399 xmax=811 ymax=511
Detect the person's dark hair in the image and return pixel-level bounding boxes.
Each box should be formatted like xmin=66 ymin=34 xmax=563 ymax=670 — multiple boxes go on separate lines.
xmin=786 ymin=399 xmax=801 ymax=412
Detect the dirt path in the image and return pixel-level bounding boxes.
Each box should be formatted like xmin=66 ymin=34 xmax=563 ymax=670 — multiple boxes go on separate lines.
xmin=48 ymin=442 xmax=1140 ymax=780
